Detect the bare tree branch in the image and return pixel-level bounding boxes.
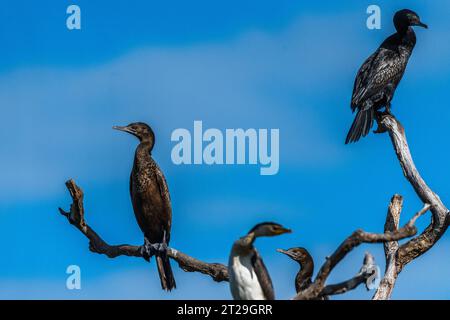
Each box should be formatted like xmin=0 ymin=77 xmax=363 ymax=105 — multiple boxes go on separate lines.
xmin=379 ymin=115 xmax=448 ymax=218
xmin=296 ymin=114 xmax=449 ymax=300
xmin=372 ymin=194 xmax=403 ymax=299
xmin=59 ymin=179 xmax=229 ymax=283
xmin=58 ymin=114 xmax=448 ymax=299
xmin=294 ymin=202 xmax=430 ymax=300
xmin=371 ymin=114 xmax=450 ymax=299
xmin=320 ymin=252 xmax=376 ymax=297
xmin=168 ymin=249 xmax=228 ymax=282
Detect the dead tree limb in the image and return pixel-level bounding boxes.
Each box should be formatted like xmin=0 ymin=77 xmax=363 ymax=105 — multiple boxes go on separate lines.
xmin=58 ymin=179 xmax=229 ymax=282
xmin=372 ymin=194 xmax=403 ymax=299
xmin=320 ymin=252 xmax=376 ymax=297
xmin=59 ymin=113 xmax=448 ymax=299
xmin=294 ymin=200 xmax=431 ymax=300
xmin=59 ymin=179 xmax=386 ymax=299
xmin=294 ymin=114 xmax=448 ymax=300
xmin=371 ymin=114 xmax=449 ymax=300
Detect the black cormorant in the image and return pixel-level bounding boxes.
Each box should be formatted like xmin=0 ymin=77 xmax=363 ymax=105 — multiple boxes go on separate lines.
xmin=113 ymin=122 xmax=176 ymax=291
xmin=346 ymin=9 xmax=427 ymax=144
xmin=277 ymin=247 xmax=314 ymax=293
xmin=228 ymin=222 xmax=291 ymax=300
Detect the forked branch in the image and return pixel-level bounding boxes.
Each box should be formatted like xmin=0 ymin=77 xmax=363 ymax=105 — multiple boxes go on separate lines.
xmin=372 ymin=114 xmax=449 ymax=299
xmin=59 ymin=180 xmax=390 ymax=298
xmin=58 ymin=179 xmax=229 ymax=282
xmin=319 ymin=252 xmax=376 ymax=297
xmin=59 ymin=114 xmax=448 ymax=299
xmin=294 ymin=196 xmax=430 ymax=300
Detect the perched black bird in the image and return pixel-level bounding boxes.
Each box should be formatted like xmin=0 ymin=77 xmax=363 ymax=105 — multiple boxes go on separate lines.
xmin=228 ymin=222 xmax=291 ymax=300
xmin=346 ymin=9 xmax=427 ymax=144
xmin=277 ymin=247 xmax=314 ymax=293
xmin=114 ymin=122 xmax=176 ymax=291
xmin=278 ymin=247 xmax=329 ymax=300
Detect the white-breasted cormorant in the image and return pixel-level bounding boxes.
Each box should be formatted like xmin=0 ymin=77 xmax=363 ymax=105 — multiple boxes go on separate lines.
xmin=346 ymin=9 xmax=427 ymax=144
xmin=114 ymin=122 xmax=176 ymax=291
xmin=228 ymin=222 xmax=291 ymax=300
xmin=277 ymin=247 xmax=314 ymax=293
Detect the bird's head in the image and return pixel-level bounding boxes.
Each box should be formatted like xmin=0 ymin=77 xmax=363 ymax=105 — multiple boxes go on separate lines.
xmin=113 ymin=122 xmax=155 ymax=146
xmin=277 ymin=247 xmax=311 ymax=263
xmin=248 ymin=222 xmax=292 ymax=238
xmin=394 ymin=9 xmax=428 ymax=31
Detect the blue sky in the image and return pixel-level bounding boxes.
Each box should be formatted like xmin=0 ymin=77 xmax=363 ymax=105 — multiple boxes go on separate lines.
xmin=0 ymin=0 xmax=449 ymax=299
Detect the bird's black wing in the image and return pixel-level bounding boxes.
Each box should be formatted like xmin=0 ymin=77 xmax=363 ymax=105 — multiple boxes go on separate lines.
xmin=152 ymin=160 xmax=173 ymax=243
xmin=351 ymin=51 xmax=378 ymax=111
xmin=251 ymin=248 xmax=275 ymax=300
xmin=352 ymin=45 xmax=404 ymax=110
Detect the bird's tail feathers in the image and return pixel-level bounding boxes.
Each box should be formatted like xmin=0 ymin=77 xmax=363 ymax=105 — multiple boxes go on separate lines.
xmin=345 ymin=108 xmax=374 ymax=144
xmin=156 ymin=253 xmax=176 ymax=291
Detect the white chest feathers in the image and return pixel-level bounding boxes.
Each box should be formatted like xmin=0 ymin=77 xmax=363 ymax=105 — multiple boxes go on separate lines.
xmin=228 ymin=253 xmax=266 ymax=300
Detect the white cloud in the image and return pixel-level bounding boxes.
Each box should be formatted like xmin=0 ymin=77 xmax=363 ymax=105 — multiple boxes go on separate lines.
xmin=1 ymin=9 xmax=447 ymax=200
xmin=0 ymin=14 xmax=363 ymax=200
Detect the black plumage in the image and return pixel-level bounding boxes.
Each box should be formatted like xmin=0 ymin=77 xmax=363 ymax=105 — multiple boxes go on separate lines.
xmin=346 ymin=9 xmax=427 ymax=144
xmin=251 ymin=249 xmax=275 ymax=300
xmin=114 ymin=122 xmax=176 ymax=291
xmin=277 ymin=247 xmax=314 ymax=293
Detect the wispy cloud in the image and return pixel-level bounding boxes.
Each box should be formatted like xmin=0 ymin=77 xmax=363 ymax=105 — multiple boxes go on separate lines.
xmin=1 ymin=5 xmax=449 ymax=300
xmin=0 ymin=13 xmax=367 ymax=200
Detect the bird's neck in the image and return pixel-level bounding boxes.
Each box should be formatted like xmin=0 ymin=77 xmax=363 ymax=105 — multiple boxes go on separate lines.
xmin=134 ymin=142 xmax=153 ymax=167
xmin=398 ymin=27 xmax=417 ymax=50
xmin=242 ymin=232 xmax=256 ymax=246
xmin=295 ymin=258 xmax=314 ymax=292
xmin=295 ymin=273 xmax=312 ymax=293
xmin=233 ymin=233 xmax=256 ymax=254
xmin=137 ymin=141 xmax=153 ymax=154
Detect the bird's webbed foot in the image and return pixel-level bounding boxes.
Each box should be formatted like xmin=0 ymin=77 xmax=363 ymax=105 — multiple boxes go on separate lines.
xmin=140 ymin=238 xmax=168 ymax=261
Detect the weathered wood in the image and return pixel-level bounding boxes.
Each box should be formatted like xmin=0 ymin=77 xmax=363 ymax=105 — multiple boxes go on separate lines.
xmin=59 ymin=179 xmax=229 ymax=282
xmin=58 ymin=114 xmax=449 ymax=299
xmin=294 ymin=200 xmax=430 ymax=300
xmin=372 ymin=115 xmax=449 ymax=300
xmin=372 ymin=194 xmax=403 ymax=300
xmin=319 ymin=252 xmax=376 ymax=297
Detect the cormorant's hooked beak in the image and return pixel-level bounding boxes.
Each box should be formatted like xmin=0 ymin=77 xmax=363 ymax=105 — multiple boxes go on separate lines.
xmin=113 ymin=125 xmax=136 ymax=135
xmin=274 ymin=227 xmax=292 ymax=235
xmin=277 ymin=248 xmax=295 ymax=258
xmin=415 ymin=21 xmax=428 ymax=29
